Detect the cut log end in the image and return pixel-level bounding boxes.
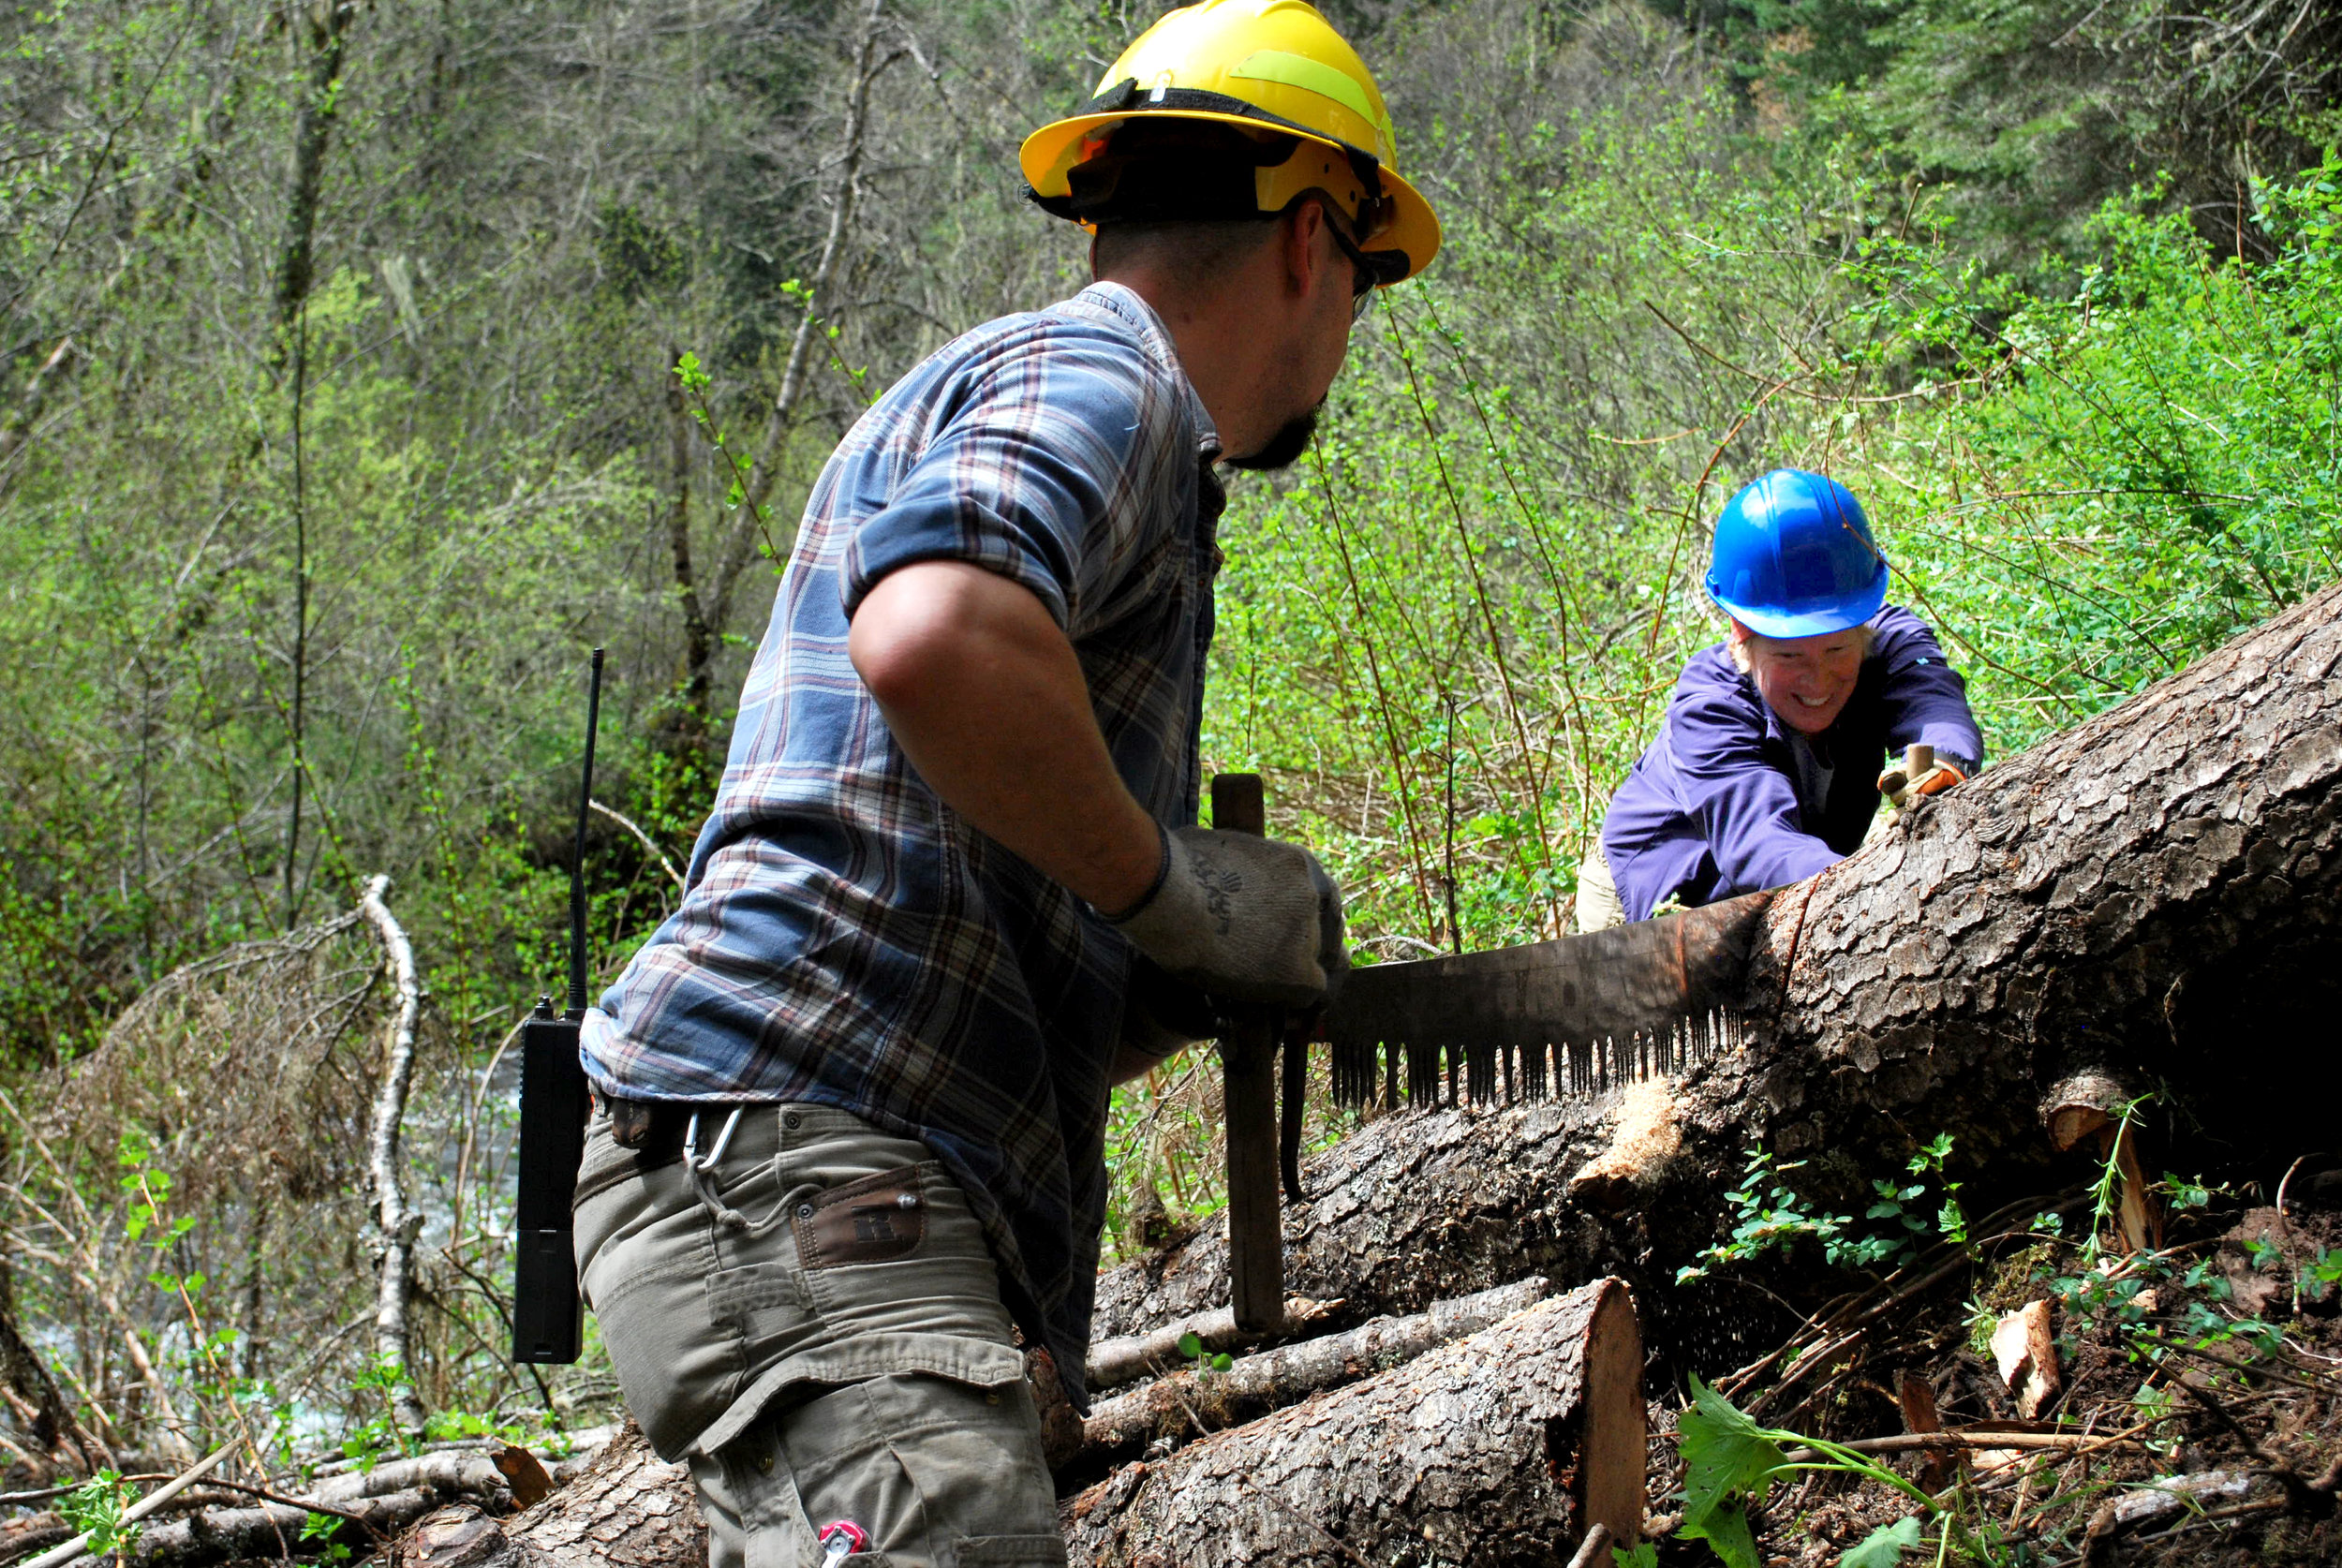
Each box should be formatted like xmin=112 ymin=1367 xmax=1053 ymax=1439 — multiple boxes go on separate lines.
xmin=1575 ymin=1279 xmax=1648 ymax=1549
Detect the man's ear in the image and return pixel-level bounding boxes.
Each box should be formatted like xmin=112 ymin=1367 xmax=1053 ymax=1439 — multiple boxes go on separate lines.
xmin=1282 ymin=200 xmax=1326 ymax=298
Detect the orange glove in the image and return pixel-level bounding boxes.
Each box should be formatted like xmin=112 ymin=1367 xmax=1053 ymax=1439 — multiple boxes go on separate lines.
xmin=1877 ymin=745 xmax=1966 ymax=808
xmin=1908 ymin=761 xmax=1965 ymax=797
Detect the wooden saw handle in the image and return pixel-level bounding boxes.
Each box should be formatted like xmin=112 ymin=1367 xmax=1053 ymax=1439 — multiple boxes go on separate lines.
xmin=1209 ymin=772 xmax=1285 ymax=1332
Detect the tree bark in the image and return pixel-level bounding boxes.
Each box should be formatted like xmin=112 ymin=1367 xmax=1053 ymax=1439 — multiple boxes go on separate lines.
xmin=385 ymin=1426 xmax=702 ymax=1568
xmin=272 ymin=1 xmax=357 ymax=341
xmin=1060 ymin=1280 xmax=1645 ymax=1567
xmin=1093 ymin=583 xmax=2342 ymax=1352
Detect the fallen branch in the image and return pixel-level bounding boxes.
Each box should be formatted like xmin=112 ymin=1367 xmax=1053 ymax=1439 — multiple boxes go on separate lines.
xmin=115 ymin=1487 xmax=436 ymax=1566
xmin=1077 ymin=1278 xmax=1551 ymax=1473
xmin=1780 ymin=1429 xmax=2142 ymax=1464
xmin=1086 ymin=1295 xmax=1344 ymax=1395
xmin=19 ymin=1442 xmax=232 ymax=1568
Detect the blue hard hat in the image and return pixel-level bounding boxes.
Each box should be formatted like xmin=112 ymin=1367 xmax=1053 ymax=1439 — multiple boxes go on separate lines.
xmin=1704 ymin=469 xmax=1889 ymax=638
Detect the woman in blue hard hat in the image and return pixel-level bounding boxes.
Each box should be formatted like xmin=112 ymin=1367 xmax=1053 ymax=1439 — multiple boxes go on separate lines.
xmin=1579 ymin=469 xmax=1985 ymax=930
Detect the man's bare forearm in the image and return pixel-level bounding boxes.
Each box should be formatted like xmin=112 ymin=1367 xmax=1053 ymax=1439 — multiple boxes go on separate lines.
xmin=848 ymin=560 xmax=1165 ymax=915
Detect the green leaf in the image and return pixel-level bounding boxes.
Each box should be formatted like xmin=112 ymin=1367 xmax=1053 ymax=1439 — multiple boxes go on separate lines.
xmin=1676 ymin=1376 xmax=1786 ymax=1568
xmin=1210 ymin=1352 xmax=1233 ymax=1371
xmin=1840 ymin=1516 xmax=1923 ymax=1567
xmin=1610 ymin=1542 xmax=1660 ymax=1568
xmin=1685 ymin=1501 xmax=1762 ymax=1568
xmin=1176 ymin=1331 xmax=1202 ymax=1358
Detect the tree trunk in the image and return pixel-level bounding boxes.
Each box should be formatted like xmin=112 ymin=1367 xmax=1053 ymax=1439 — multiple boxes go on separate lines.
xmin=1060 ymin=1280 xmax=1644 ymax=1567
xmin=1094 ymin=583 xmax=2342 ymax=1353
xmin=719 ymin=0 xmax=902 ymax=629
xmin=272 ymin=1 xmax=357 ymax=341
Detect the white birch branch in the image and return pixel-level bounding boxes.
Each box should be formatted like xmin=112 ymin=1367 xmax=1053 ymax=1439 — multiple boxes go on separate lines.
xmin=19 ymin=1441 xmax=232 ymax=1568
xmin=358 ymin=874 xmax=429 ymax=1436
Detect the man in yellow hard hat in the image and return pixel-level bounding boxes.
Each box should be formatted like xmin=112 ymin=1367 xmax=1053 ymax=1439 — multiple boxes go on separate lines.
xmin=571 ymin=4 xmax=1440 ymax=1564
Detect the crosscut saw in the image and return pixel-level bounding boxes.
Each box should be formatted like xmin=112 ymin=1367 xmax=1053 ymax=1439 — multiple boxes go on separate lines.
xmin=1315 ymin=886 xmax=1777 ymax=1112
xmin=1204 ymin=771 xmax=1777 ymax=1333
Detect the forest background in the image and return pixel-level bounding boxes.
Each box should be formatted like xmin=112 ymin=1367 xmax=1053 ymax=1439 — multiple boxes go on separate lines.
xmin=1 ymin=0 xmax=2336 ymax=1478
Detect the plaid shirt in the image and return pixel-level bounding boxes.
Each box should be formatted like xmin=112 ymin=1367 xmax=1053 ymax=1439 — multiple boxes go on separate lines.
xmin=582 ymin=283 xmax=1223 ymax=1405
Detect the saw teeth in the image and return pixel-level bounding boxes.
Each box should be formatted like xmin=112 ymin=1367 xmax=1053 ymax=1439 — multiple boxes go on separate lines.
xmin=1323 ymin=1009 xmax=1747 ymax=1112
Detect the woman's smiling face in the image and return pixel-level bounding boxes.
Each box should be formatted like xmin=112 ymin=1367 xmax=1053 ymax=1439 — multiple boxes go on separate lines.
xmin=1734 ymin=623 xmax=1867 ymax=734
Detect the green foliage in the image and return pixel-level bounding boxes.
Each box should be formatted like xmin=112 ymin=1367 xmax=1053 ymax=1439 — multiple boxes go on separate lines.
xmin=59 ymin=1470 xmax=141 ymax=1559
xmin=1843 ymin=1132 xmax=1967 ymax=1269
xmin=1678 ymin=1376 xmax=1789 ymax=1568
xmin=340 ymin=1358 xmax=426 ymax=1472
xmin=1677 ymin=1147 xmax=1847 ymax=1284
xmin=2299 ymin=1246 xmax=2342 ymax=1306
xmin=300 ymin=1510 xmax=354 ymax=1563
xmin=1841 ymin=1516 xmax=1925 ymax=1568
xmin=1673 ymin=1377 xmax=1971 ymax=1567
xmin=1678 ymin=1136 xmax=1967 ymax=1282
xmin=1175 ymin=1330 xmax=1236 ymax=1374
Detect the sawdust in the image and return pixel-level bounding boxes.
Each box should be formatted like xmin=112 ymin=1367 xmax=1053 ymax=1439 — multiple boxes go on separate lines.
xmin=1569 ymin=1077 xmax=1683 ymax=1201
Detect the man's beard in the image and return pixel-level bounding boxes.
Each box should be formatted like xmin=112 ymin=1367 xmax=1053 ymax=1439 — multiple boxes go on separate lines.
xmin=1225 ymin=403 xmax=1321 ymax=472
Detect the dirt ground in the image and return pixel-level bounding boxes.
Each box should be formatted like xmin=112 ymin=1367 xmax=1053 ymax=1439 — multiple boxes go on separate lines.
xmin=1637 ymin=1161 xmax=2342 ymax=1566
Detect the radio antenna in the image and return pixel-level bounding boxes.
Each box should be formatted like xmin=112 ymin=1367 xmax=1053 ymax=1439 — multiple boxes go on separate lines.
xmin=565 ymin=648 xmax=604 ymax=1020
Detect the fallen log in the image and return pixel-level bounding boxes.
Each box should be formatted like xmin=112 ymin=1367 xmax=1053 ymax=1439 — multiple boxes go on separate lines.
xmin=387 ymin=1425 xmax=700 ymax=1568
xmin=1074 ymin=1277 xmax=1550 ymax=1476
xmin=1060 ymin=1280 xmax=1644 ymax=1566
xmin=1085 ymin=1294 xmax=1341 ymax=1395
xmin=1095 ymin=585 xmax=2342 ymax=1349
xmin=377 ymin=1286 xmax=1632 ymax=1568
xmin=116 ymin=1488 xmax=445 ymax=1568
xmin=22 ymin=1437 xmax=619 ymax=1568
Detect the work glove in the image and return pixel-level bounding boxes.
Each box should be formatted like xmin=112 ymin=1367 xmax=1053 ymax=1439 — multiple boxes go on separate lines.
xmin=1105 ymin=825 xmax=1347 ymax=1011
xmin=1877 ymin=749 xmax=1968 ymax=808
xmin=1115 ymin=954 xmax=1221 ymax=1062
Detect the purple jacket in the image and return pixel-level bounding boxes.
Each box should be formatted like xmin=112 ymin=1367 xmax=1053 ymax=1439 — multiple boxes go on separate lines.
xmin=1599 ymin=606 xmax=1983 ymax=921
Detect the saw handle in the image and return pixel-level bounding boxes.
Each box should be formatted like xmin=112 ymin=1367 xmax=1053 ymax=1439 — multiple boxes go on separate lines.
xmin=1209 ymin=773 xmax=1286 ymax=1333
xmin=1878 ymin=742 xmax=1936 ymax=806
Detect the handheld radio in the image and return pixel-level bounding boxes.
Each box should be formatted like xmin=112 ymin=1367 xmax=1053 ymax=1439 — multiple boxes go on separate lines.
xmin=511 ymin=648 xmax=602 ymax=1364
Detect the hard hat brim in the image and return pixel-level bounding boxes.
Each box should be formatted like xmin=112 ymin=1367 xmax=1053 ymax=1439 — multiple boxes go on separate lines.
xmin=1710 ymin=566 xmax=1889 ymax=640
xmin=1020 ymin=109 xmax=1442 ymax=281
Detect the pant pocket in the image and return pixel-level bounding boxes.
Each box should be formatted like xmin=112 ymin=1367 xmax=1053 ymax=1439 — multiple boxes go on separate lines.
xmin=798 ymin=1162 xmax=1016 ymax=1347
xmin=749 ymin=1367 xmax=1057 ymax=1568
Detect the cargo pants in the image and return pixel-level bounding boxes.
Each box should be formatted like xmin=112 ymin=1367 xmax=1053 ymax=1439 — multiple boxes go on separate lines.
xmin=572 ymin=1102 xmax=1066 ymax=1568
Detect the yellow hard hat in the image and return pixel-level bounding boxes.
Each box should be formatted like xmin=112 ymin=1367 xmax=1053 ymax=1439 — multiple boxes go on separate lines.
xmin=1020 ymin=0 xmax=1441 ymax=282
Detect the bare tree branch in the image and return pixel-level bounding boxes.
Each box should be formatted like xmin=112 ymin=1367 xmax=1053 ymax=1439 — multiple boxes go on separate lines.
xmin=358 ymin=875 xmax=428 ymax=1438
